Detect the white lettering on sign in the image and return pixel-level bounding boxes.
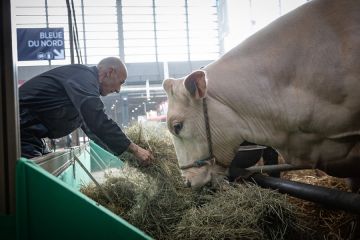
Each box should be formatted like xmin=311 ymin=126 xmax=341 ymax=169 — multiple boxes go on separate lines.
xmin=28 ymin=40 xmax=39 ymax=47
xmin=39 ymin=31 xmax=63 ymax=39
xmin=27 ymin=39 xmax=64 ymax=48
xmin=40 ymin=40 xmax=64 ymax=47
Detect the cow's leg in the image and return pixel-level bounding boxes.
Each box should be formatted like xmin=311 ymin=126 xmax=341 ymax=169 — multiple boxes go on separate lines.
xmin=228 ymin=148 xmax=263 ymax=181
xmin=317 ymin=142 xmax=360 ymax=192
xmin=262 ymin=147 xmax=280 ymax=178
xmin=348 ymin=177 xmax=360 ymax=193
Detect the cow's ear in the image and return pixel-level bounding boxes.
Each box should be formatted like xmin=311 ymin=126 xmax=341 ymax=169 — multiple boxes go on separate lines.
xmin=184 ymin=70 xmax=207 ymax=99
xmin=163 ymin=78 xmax=174 ymax=95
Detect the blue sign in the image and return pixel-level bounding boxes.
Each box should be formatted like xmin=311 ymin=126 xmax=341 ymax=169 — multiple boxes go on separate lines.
xmin=17 ymin=28 xmax=65 ymax=61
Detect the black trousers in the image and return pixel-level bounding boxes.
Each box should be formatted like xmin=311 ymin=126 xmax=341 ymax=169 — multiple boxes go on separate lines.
xmin=21 ymin=123 xmax=51 ymax=159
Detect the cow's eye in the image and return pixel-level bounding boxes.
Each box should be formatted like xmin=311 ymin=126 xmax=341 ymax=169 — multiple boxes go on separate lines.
xmin=173 ymin=122 xmax=183 ymax=135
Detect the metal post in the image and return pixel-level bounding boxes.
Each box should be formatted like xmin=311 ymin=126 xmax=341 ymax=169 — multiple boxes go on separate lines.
xmin=80 ymin=0 xmax=88 ymax=64
xmin=143 ymin=102 xmax=147 ymax=115
xmin=216 ymin=0 xmax=226 ymax=55
xmin=0 ymin=0 xmax=20 ymax=214
xmin=66 ymin=0 xmax=80 ymax=146
xmin=151 ymin=0 xmax=161 ymax=77
xmin=121 ymin=95 xmax=129 ymax=126
xmin=278 ymin=0 xmax=282 ymax=16
xmin=114 ymin=101 xmax=118 ymax=123
xmin=116 ymin=0 xmax=125 ymax=61
xmin=66 ymin=0 xmax=75 ymax=64
xmin=44 ymin=0 xmax=52 ymax=67
xmin=184 ymin=0 xmax=192 ymax=71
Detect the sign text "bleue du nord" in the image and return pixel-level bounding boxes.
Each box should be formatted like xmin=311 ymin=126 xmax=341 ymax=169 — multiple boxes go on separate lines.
xmin=17 ymin=28 xmax=65 ymax=61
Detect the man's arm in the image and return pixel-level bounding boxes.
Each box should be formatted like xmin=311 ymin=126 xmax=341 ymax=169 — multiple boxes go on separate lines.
xmin=81 ymin=119 xmax=152 ymax=166
xmin=60 ymin=68 xmax=130 ymax=155
xmin=79 ymin=97 xmax=131 ymax=155
xmin=62 ymin=67 xmax=153 ymax=164
xmin=80 ymin=98 xmax=153 ymax=166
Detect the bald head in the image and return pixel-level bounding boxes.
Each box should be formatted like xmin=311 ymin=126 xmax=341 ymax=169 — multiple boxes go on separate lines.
xmin=97 ymin=57 xmax=127 ymax=79
xmin=97 ymin=57 xmax=128 ymax=96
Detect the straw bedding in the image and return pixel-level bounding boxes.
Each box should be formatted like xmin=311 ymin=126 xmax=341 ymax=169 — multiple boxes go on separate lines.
xmin=81 ymin=123 xmax=358 ymax=240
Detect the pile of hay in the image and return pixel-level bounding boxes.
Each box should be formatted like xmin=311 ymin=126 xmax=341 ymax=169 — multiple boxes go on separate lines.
xmin=81 ymin=123 xmax=356 ymax=240
xmin=82 ymin=123 xmax=197 ymax=238
xmin=174 ymin=183 xmax=307 ymax=240
xmin=282 ymin=170 xmax=359 ymax=239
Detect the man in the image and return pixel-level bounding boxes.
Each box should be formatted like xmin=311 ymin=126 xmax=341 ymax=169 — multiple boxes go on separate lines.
xmin=19 ymin=57 xmax=153 ymax=166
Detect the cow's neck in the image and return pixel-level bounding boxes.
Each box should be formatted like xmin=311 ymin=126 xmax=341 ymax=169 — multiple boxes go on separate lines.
xmin=205 ymin=54 xmax=287 ymax=150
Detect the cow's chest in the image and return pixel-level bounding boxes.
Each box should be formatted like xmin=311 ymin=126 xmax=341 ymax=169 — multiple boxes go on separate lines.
xmin=281 ymin=132 xmax=353 ymax=168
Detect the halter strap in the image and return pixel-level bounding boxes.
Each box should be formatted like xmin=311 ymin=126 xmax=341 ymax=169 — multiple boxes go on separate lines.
xmin=179 ymin=97 xmax=227 ymax=170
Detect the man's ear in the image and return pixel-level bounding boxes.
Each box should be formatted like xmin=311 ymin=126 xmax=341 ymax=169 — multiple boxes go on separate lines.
xmin=98 ymin=68 xmax=108 ymax=83
xmin=184 ymin=70 xmax=207 ymax=99
xmin=107 ymin=67 xmax=115 ymax=77
xmin=163 ymin=78 xmax=174 ymax=95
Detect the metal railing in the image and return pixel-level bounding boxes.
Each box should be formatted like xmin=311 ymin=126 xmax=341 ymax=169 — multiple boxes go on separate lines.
xmin=33 ymin=143 xmax=88 ymax=177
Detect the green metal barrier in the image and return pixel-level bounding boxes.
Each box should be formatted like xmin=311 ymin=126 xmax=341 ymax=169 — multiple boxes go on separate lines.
xmin=89 ymin=140 xmax=124 ymax=171
xmin=0 ymin=214 xmax=16 ymax=239
xmin=16 ymin=158 xmax=151 ymax=240
xmin=57 ymin=145 xmax=91 ymax=189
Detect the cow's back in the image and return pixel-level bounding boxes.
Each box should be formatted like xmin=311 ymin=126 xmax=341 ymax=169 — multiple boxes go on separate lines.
xmin=206 ymin=0 xmax=360 ymax=138
xmin=202 ymin=0 xmax=360 ymax=174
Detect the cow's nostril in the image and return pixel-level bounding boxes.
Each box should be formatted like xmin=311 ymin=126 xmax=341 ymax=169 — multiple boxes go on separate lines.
xmin=182 ymin=175 xmax=192 ymax=188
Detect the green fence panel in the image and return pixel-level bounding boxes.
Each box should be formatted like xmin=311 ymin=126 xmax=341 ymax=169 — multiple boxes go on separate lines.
xmin=90 ymin=141 xmax=124 ymax=171
xmin=57 ymin=163 xmax=76 ymax=188
xmin=58 ymin=147 xmax=92 ymax=189
xmin=16 ymin=158 xmax=151 ymax=240
xmin=0 ymin=214 xmax=16 ymax=240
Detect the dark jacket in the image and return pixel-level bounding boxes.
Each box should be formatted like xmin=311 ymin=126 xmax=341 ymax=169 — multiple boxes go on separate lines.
xmin=19 ymin=64 xmax=131 ymax=155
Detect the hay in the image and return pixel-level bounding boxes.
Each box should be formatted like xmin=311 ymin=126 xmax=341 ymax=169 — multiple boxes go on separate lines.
xmin=81 ymin=123 xmax=357 ymax=240
xmin=80 ymin=175 xmax=139 ymax=215
xmin=81 ymin=162 xmax=194 ymax=238
xmin=81 ymin=123 xmax=197 ymax=239
xmin=174 ymin=183 xmax=306 ymax=240
xmin=119 ymin=122 xmax=183 ymax=187
xmin=282 ymin=170 xmax=359 ymax=239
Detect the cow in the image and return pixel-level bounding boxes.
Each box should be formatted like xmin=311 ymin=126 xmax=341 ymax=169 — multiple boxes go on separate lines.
xmin=162 ymin=0 xmax=360 ymax=190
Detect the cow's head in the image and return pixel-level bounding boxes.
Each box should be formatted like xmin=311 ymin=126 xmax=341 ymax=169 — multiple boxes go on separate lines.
xmin=163 ymin=70 xmax=243 ymax=189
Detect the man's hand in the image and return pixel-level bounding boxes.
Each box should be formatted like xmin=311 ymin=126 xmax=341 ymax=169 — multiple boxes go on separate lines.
xmin=127 ymin=142 xmax=154 ymax=166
